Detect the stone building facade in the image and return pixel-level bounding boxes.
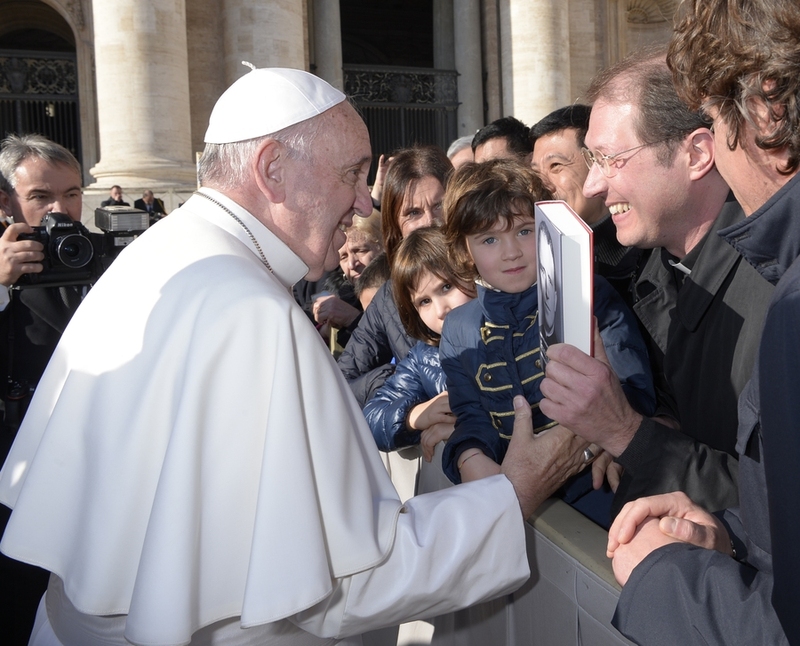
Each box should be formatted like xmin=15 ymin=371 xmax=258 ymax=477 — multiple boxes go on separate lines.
xmin=0 ymin=0 xmax=677 ymax=215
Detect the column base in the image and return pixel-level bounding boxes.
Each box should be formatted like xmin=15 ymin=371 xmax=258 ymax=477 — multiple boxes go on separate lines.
xmin=89 ymin=156 xmax=199 ymax=190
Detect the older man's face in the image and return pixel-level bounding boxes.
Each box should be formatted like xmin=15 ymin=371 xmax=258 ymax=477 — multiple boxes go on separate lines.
xmin=281 ymin=102 xmax=373 ymax=280
xmin=340 ymin=230 xmax=382 ymax=282
xmin=532 ymin=129 xmax=607 ymax=226
xmin=0 ymin=157 xmax=82 ymax=226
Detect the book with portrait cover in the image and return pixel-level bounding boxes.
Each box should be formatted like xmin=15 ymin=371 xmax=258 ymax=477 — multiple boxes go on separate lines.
xmin=534 ymin=200 xmax=594 ymax=362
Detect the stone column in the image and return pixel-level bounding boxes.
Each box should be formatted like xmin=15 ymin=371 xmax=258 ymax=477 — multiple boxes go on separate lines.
xmin=313 ymin=0 xmax=344 ymax=91
xmin=454 ymin=0 xmax=483 ymax=135
xmin=220 ymin=0 xmax=306 ymax=87
xmin=89 ymin=0 xmax=196 ymax=189
xmin=433 ymin=0 xmax=455 ymax=69
xmin=186 ymin=0 xmax=228 ymax=159
xmin=433 ymin=0 xmax=458 ymax=137
xmin=499 ymin=0 xmax=570 ymax=126
xmin=481 ymin=0 xmax=503 ymax=123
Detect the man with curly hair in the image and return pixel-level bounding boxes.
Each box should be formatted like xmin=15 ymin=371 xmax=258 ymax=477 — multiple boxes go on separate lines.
xmin=605 ymin=1 xmax=800 ymax=644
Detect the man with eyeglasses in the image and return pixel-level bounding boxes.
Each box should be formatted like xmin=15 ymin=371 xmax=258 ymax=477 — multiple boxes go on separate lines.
xmin=538 ymin=48 xmax=774 ymax=519
xmin=601 ymin=0 xmax=800 ymax=643
xmin=531 ymin=104 xmax=641 ymax=308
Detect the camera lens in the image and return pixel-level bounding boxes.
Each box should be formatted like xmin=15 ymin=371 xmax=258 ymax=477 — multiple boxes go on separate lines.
xmin=54 ymin=233 xmax=94 ymax=268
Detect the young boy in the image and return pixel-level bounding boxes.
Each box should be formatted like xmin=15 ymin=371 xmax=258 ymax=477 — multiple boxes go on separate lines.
xmin=440 ymin=159 xmax=655 ymax=524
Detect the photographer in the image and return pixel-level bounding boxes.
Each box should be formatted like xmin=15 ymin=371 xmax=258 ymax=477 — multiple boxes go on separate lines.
xmin=0 ymin=134 xmax=88 ymax=644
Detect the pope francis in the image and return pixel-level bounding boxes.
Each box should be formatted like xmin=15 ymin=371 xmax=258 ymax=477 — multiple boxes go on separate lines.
xmin=0 ymin=67 xmax=589 ymax=646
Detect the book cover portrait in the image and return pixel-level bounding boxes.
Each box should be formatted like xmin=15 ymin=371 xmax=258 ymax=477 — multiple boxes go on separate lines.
xmin=537 ymin=218 xmax=564 ymax=358
xmin=535 ymin=200 xmax=594 ymax=362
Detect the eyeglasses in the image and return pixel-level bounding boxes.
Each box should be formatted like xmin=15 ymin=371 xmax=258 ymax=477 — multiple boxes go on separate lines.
xmin=581 ymin=139 xmax=669 ymax=178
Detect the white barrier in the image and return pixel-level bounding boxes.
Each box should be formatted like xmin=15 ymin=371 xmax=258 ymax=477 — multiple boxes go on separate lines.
xmin=418 ymin=446 xmax=634 ymax=646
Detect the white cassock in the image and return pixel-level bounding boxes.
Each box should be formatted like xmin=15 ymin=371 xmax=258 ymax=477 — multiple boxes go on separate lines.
xmin=0 ymin=189 xmax=529 ymax=646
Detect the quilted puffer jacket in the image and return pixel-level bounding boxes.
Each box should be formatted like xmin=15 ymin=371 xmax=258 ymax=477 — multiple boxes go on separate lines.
xmin=337 ymin=280 xmax=416 ymax=407
xmin=364 ymin=342 xmax=447 ymax=451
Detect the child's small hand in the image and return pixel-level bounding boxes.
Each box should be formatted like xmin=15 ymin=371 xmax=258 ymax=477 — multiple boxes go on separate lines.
xmin=408 ymin=391 xmax=453 ymax=431
xmin=370 ymin=154 xmax=395 ymax=203
xmin=420 ymin=421 xmax=455 ymax=462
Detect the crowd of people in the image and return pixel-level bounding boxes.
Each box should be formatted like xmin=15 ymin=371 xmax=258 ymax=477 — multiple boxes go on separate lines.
xmin=0 ymin=0 xmax=798 ymax=644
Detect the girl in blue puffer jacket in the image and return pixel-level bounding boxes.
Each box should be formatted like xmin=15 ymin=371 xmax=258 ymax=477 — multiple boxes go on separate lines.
xmin=364 ymin=227 xmax=475 ymax=462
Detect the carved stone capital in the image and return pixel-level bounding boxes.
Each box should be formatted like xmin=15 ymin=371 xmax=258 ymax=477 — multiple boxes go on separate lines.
xmin=65 ymin=0 xmax=86 ymax=30
xmin=626 ymin=0 xmax=678 ymax=24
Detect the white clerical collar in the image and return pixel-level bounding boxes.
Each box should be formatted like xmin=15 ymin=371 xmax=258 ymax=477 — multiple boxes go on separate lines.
xmin=667 ymin=259 xmax=692 ymax=276
xmin=194 ymin=188 xmax=309 ymax=289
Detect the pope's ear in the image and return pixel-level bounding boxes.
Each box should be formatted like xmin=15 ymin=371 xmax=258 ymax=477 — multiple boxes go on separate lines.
xmin=253 ymin=139 xmax=286 ymax=204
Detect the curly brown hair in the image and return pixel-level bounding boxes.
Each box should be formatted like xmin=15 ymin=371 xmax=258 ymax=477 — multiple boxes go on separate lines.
xmin=667 ymin=0 xmax=800 ymax=175
xmin=442 ymin=159 xmax=553 ymax=282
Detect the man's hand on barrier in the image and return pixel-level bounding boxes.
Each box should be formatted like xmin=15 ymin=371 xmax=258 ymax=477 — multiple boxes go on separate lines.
xmin=607 ymin=491 xmax=733 ymax=584
xmin=609 ymin=516 xmax=681 ymax=585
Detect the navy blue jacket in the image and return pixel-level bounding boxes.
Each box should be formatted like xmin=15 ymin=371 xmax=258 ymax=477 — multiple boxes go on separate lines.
xmin=439 ymin=276 xmax=655 ymax=484
xmin=337 ymin=280 xmax=416 ymax=408
xmin=364 ymin=342 xmax=447 ymax=451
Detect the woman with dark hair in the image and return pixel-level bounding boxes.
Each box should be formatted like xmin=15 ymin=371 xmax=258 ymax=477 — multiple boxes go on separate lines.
xmin=379 ymin=145 xmax=453 ymax=266
xmin=337 ymin=145 xmax=453 ymax=408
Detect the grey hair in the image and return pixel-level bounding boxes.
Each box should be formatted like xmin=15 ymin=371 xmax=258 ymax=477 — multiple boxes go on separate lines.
xmin=447 ymin=135 xmax=474 ymax=159
xmin=0 ymin=134 xmax=82 ymax=193
xmin=197 ymin=113 xmax=326 ymax=190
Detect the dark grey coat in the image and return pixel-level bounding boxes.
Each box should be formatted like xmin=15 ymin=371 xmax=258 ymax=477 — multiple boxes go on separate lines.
xmin=612 ymin=196 xmax=774 ymax=517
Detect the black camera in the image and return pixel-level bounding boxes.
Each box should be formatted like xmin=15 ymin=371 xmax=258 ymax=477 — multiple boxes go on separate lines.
xmin=16 ymin=213 xmax=97 ymax=287
xmin=14 ymin=208 xmax=149 ymax=289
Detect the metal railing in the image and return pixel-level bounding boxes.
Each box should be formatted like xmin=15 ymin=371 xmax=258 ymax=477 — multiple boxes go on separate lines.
xmin=344 ymin=65 xmax=459 ymax=181
xmin=0 ymin=50 xmax=81 ymax=163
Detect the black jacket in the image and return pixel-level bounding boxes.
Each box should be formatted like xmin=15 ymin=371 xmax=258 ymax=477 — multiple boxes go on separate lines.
xmin=100 ymin=198 xmax=129 ymax=207
xmin=133 ymin=198 xmax=166 ymax=214
xmin=337 ymin=280 xmax=416 ymax=408
xmin=592 ymin=214 xmax=641 ymax=309
xmin=0 ymin=285 xmax=85 ymax=458
xmin=613 ymin=196 xmax=774 ymax=516
xmin=614 ymin=172 xmax=800 ymax=646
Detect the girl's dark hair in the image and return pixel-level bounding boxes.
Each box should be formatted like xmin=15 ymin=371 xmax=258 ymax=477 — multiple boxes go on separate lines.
xmin=442 ymin=159 xmax=553 ymax=281
xmin=392 ymin=227 xmax=474 ymax=346
xmin=380 ymin=145 xmax=453 ymax=266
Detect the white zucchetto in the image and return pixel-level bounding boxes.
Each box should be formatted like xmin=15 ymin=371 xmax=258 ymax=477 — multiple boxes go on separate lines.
xmin=204 ymin=66 xmax=346 ymax=144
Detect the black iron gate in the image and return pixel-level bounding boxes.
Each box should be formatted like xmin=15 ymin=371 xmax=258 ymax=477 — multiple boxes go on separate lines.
xmin=0 ymin=50 xmax=81 ymax=165
xmin=344 ymin=65 xmax=458 ymax=183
